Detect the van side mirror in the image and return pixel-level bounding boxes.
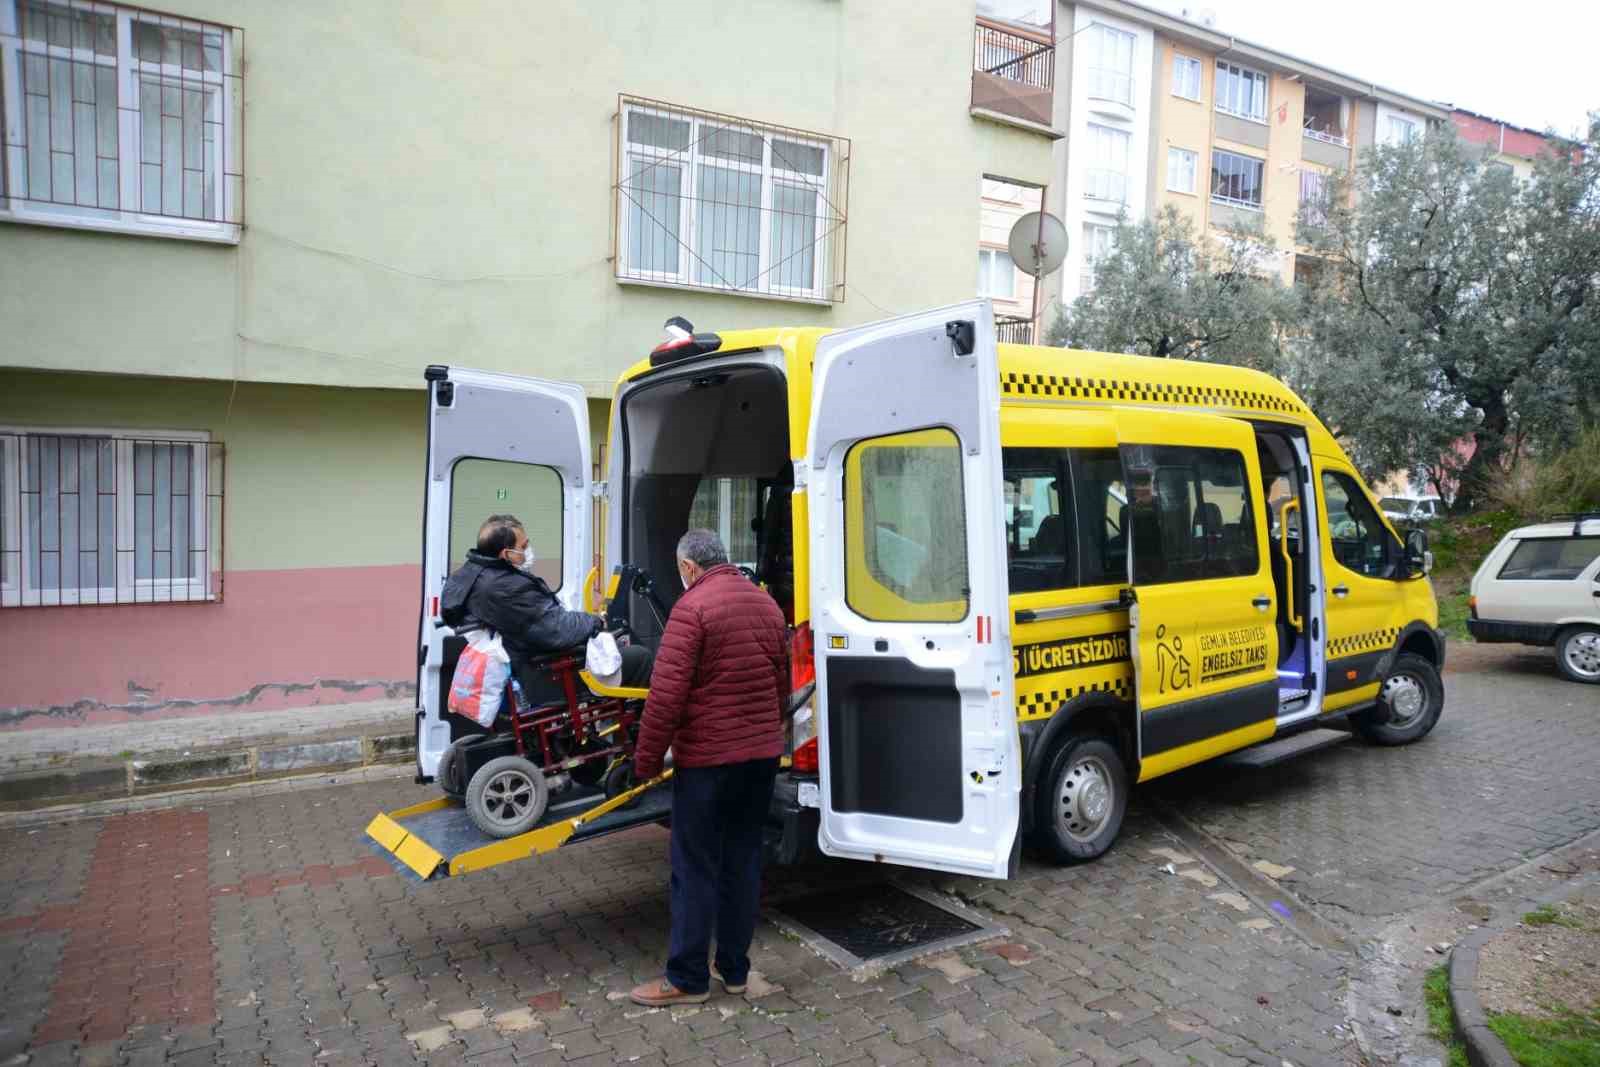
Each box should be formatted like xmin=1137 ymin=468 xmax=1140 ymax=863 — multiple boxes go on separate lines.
xmin=1404 ymin=529 xmax=1430 ymax=577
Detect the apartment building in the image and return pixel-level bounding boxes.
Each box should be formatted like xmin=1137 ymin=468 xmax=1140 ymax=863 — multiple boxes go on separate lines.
xmin=1047 ymin=0 xmax=1445 ymax=308
xmin=1452 ymin=108 xmax=1567 ymax=180
xmin=0 ymin=0 xmax=1057 ymax=727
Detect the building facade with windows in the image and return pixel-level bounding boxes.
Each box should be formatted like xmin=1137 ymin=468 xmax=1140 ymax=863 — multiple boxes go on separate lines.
xmin=0 ymin=0 xmax=1056 ymax=726
xmin=1047 ymin=0 xmax=1446 ymax=305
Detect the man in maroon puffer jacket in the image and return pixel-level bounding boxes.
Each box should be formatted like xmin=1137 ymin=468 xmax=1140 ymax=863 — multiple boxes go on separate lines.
xmin=629 ymin=529 xmax=790 ymax=1007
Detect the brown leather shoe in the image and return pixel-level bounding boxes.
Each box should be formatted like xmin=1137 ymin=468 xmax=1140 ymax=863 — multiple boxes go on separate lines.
xmin=629 ymin=977 xmax=709 ymax=1006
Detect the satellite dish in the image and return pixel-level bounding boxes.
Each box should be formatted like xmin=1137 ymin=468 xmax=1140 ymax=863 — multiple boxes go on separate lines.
xmin=1007 ymin=211 xmax=1068 ymax=277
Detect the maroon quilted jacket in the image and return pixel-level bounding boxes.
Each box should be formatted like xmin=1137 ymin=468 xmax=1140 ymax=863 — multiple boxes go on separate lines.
xmin=633 ymin=563 xmax=789 ymax=778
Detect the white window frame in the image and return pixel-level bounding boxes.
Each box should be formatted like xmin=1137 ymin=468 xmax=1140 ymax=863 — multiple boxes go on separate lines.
xmin=1085 ymin=23 xmax=1135 ymax=106
xmin=1084 ymin=122 xmax=1130 ymax=204
xmin=1215 ymin=60 xmax=1268 ymax=124
xmin=1 ymin=425 xmax=212 ymax=608
xmin=1384 ymin=115 xmax=1419 ymax=145
xmin=1166 ymin=146 xmax=1198 ymax=194
xmin=0 ymin=0 xmax=241 ymax=243
xmin=617 ymin=101 xmax=832 ymax=303
xmin=977 ymin=246 xmax=1016 ymax=299
xmin=1299 ymin=169 xmax=1328 ymax=224
xmin=1079 ymin=222 xmax=1115 ymax=293
xmin=1171 ymin=53 xmax=1201 ymax=101
xmin=1211 ymin=149 xmax=1264 ymax=211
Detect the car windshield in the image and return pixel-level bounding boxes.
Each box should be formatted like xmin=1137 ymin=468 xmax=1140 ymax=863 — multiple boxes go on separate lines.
xmin=1378 ymin=497 xmax=1412 ymax=511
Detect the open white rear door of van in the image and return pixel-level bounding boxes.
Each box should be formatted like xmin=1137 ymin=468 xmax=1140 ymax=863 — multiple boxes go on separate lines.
xmin=805 ymin=301 xmax=1019 ymax=879
xmin=416 ymin=367 xmax=590 ymax=779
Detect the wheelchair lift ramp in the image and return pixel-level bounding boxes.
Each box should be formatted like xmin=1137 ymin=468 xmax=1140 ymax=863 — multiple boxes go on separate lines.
xmin=365 ymin=773 xmax=672 ymax=883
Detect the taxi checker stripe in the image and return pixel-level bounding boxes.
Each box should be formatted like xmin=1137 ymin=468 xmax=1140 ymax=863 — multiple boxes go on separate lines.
xmin=1015 ymin=677 xmax=1132 ymax=713
xmin=1327 ymin=627 xmax=1400 ymax=657
xmin=1001 ymin=371 xmax=1299 ymax=414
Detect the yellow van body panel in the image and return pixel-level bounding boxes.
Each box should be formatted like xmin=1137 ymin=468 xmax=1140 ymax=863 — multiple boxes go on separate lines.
xmin=610 ymin=333 xmax=1437 ymax=779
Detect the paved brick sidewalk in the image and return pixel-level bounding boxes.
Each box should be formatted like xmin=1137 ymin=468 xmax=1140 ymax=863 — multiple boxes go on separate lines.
xmin=0 ymin=777 xmax=1357 ymax=1066
xmin=0 ymin=701 xmax=413 ymax=776
xmin=1150 ymin=643 xmax=1600 ymax=921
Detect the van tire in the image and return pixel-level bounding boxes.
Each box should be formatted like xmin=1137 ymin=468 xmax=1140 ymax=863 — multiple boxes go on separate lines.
xmin=1352 ymin=653 xmax=1443 ymax=745
xmin=1556 ymin=626 xmax=1600 ymax=685
xmin=1032 ymin=735 xmax=1128 ymax=864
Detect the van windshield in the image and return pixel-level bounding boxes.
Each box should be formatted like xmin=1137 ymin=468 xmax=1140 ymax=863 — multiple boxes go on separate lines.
xmin=1378 ymin=497 xmax=1412 ymax=512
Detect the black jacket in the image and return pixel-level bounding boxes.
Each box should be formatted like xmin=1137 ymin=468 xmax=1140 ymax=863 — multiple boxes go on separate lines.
xmin=440 ymin=551 xmax=598 ymax=660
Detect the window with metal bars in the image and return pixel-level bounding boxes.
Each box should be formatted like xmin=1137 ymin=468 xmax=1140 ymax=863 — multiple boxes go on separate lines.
xmin=0 ymin=0 xmax=243 ymax=240
xmin=614 ymin=96 xmax=848 ymax=303
xmin=0 ymin=429 xmax=224 ymax=607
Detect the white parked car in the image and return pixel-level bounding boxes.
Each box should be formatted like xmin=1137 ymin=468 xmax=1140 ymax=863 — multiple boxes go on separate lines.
xmin=1468 ymin=514 xmax=1600 ymax=684
xmin=1381 ymin=496 xmax=1444 ymax=524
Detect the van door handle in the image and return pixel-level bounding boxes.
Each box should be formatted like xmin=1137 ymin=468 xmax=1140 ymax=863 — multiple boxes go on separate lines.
xmin=1251 ymin=595 xmax=1271 ymax=610
xmin=1332 ymin=584 xmax=1349 ymax=598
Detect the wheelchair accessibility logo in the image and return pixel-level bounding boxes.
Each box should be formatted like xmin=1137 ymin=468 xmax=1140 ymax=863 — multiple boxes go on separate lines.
xmin=1154 ymin=624 xmax=1193 ymax=694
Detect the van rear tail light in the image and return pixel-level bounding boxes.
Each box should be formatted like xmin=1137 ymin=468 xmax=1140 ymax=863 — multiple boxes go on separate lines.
xmin=792 ymin=736 xmax=819 ymax=775
xmin=1468 ymin=595 xmax=1477 ymax=619
xmin=790 ymin=622 xmax=816 ymax=690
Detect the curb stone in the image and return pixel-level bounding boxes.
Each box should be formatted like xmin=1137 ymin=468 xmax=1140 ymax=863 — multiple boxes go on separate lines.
xmin=0 ymin=729 xmax=415 ymax=812
xmin=1447 ymin=872 xmax=1600 ymax=1067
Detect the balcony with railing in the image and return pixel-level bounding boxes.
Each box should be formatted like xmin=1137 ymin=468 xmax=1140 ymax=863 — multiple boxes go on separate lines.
xmin=995 ymin=315 xmax=1036 ymax=344
xmin=971 ymin=18 xmax=1056 ymax=132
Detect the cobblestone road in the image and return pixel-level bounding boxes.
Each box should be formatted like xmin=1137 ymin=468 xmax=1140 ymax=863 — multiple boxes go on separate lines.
xmin=1152 ymin=643 xmax=1600 ymax=920
xmin=1 ymin=642 xmax=1593 ymax=1065
xmin=1 ymin=781 xmax=1354 ymax=1066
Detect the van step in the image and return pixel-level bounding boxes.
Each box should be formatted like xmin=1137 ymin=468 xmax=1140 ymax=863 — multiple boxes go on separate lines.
xmin=1219 ymin=728 xmax=1350 ymax=769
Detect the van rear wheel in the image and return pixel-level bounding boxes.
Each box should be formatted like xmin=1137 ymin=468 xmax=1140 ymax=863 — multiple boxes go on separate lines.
xmin=1033 ymin=735 xmax=1128 ymax=864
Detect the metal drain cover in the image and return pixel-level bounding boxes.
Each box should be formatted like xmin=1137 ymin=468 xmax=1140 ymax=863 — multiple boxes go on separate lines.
xmin=769 ymin=882 xmax=1005 ymax=971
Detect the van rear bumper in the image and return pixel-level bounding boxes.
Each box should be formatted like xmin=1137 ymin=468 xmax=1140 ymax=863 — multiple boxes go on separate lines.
xmin=1467 ymin=617 xmax=1559 ymax=646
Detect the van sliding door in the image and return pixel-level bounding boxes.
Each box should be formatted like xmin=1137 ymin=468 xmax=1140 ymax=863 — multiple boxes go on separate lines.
xmin=805 ymin=301 xmax=1019 ymax=879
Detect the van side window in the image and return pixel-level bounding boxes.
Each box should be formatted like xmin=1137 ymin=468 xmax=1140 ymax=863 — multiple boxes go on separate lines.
xmin=1123 ymin=446 xmax=1259 ymax=585
xmin=1004 ymin=449 xmax=1072 ymax=593
xmin=1321 ymin=471 xmax=1400 ymax=579
xmin=844 ymin=428 xmax=969 ymax=622
xmin=1003 ymin=448 xmax=1127 ymax=593
xmin=1497 ymin=537 xmax=1600 ymax=581
xmin=1071 ymin=450 xmax=1128 ymax=586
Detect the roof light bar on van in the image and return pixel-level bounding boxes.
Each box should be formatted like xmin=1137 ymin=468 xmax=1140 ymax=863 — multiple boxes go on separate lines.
xmin=649 ymin=315 xmax=723 ymax=366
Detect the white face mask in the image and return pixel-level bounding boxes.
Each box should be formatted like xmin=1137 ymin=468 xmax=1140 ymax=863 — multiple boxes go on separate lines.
xmin=511 ymin=545 xmax=535 ymax=576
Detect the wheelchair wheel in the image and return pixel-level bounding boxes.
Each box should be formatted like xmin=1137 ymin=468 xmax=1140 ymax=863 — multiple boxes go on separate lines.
xmin=465 ymin=756 xmax=550 ymax=838
xmin=603 ymin=759 xmax=641 ymax=811
xmin=437 ymin=738 xmax=474 ymax=800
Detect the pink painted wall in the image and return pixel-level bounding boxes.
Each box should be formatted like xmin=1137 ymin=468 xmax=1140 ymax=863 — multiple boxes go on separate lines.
xmin=0 ymin=563 xmax=420 ymax=729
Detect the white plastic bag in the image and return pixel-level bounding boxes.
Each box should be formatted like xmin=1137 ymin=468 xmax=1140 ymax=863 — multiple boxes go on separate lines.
xmin=448 ymin=629 xmax=511 ymax=727
xmin=586 ymin=630 xmax=623 ymax=686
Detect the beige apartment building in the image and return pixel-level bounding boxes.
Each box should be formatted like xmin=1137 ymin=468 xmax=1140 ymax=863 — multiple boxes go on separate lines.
xmin=1045 ymin=0 xmax=1447 ymax=309
xmin=0 ymin=0 xmax=1056 ymax=727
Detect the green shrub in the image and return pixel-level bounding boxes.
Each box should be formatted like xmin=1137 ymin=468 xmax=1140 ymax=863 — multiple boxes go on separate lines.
xmin=1491 ymin=427 xmax=1600 ymax=522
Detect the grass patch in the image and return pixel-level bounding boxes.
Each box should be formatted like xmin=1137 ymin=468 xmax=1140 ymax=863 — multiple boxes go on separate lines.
xmin=1488 ymin=1007 xmax=1600 ymax=1067
xmin=1424 ymin=965 xmax=1471 ymax=1067
xmin=1525 ymin=905 xmax=1587 ymax=929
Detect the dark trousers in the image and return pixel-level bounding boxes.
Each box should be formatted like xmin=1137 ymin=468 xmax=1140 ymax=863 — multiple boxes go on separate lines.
xmin=618 ymin=643 xmax=654 ymax=687
xmin=666 ymin=757 xmax=778 ymax=994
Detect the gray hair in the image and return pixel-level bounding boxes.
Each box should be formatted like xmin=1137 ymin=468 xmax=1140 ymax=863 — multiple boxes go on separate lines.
xmin=676 ymin=528 xmax=728 ymax=567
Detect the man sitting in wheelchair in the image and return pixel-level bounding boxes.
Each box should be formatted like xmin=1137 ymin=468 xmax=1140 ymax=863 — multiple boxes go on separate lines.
xmin=441 ymin=513 xmax=653 ymax=705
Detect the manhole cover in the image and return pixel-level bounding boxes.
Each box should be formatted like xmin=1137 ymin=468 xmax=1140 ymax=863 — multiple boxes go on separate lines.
xmin=770 ymin=882 xmax=1005 ymax=970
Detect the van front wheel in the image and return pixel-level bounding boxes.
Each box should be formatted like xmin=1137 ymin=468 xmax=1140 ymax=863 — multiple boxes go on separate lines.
xmin=1033 ymin=735 xmax=1128 ymax=864
xmin=1352 ymin=653 xmax=1443 ymax=745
